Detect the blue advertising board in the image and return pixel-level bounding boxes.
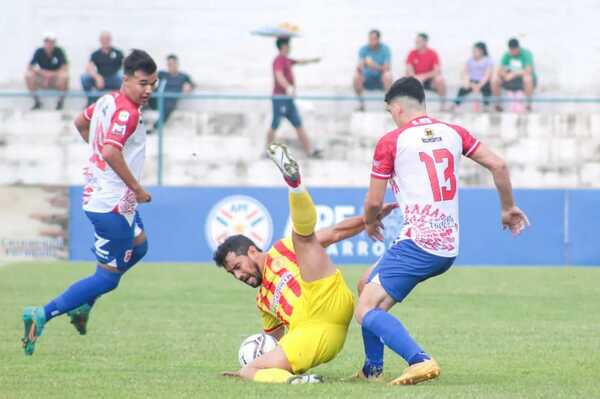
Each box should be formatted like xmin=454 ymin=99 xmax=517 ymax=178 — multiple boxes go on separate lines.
xmin=69 ymin=187 xmax=600 ymax=266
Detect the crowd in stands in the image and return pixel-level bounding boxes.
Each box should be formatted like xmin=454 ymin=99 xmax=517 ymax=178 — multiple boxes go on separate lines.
xmin=25 ymin=31 xmax=195 ymax=121
xmin=354 ymin=31 xmax=537 ymax=112
xmin=24 ymin=30 xmax=537 ymax=118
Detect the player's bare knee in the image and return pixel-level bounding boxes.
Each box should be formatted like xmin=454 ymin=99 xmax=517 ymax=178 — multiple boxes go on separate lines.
xmin=354 ymin=302 xmax=371 ymax=325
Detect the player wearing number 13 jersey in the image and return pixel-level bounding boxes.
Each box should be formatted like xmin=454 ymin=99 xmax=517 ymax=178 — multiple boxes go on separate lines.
xmin=21 ymin=50 xmax=158 ymax=356
xmin=353 ymin=77 xmax=530 ymax=385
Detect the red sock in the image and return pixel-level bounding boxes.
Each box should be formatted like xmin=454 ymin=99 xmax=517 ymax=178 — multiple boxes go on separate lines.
xmin=284 ymin=174 xmax=301 ymax=189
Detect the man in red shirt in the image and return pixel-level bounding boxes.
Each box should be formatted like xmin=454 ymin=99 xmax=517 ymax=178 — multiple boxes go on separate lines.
xmin=405 ymin=33 xmax=446 ymax=109
xmin=266 ymin=37 xmax=321 ymax=158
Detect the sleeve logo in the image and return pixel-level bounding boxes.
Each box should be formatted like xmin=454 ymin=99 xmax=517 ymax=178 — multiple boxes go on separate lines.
xmin=112 ymin=123 xmax=127 ymax=135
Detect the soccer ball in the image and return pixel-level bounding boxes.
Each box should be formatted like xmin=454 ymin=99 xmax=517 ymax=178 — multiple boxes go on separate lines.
xmin=238 ymin=333 xmax=278 ymax=366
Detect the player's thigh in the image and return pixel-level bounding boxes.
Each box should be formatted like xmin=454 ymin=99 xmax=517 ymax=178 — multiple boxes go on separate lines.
xmin=85 ymin=211 xmax=135 ymax=270
xmin=300 ymin=270 xmax=355 ymax=326
xmin=292 ymin=232 xmax=336 ymax=282
xmin=357 ymin=259 xmax=380 ymax=294
xmin=279 ymin=323 xmax=347 ymax=374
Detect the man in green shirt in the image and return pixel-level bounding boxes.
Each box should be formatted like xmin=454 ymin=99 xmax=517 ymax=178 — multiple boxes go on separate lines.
xmin=492 ymin=38 xmax=537 ymax=111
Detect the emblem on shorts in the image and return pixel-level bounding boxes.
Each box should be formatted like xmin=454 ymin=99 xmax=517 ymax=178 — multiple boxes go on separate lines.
xmin=205 ymin=195 xmax=273 ymax=251
xmin=124 ymin=249 xmax=132 ymax=263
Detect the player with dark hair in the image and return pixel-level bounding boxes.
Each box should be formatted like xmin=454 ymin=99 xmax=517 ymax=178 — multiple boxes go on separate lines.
xmin=21 ymin=49 xmax=158 ymax=356
xmin=352 ymin=77 xmax=529 ymax=384
xmin=217 ymin=142 xmax=397 ymax=384
xmin=266 ymin=37 xmax=321 ymax=158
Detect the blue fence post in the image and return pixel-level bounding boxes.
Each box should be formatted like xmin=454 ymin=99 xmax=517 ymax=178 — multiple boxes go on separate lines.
xmin=156 ymin=81 xmax=167 ymax=186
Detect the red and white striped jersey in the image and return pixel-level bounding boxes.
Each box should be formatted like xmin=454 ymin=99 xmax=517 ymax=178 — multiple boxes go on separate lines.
xmin=371 ymin=116 xmax=480 ymax=257
xmin=81 ymin=91 xmax=146 ymax=215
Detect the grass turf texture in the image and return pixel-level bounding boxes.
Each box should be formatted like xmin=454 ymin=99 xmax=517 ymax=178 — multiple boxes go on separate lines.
xmin=1 ymin=262 xmax=599 ymax=399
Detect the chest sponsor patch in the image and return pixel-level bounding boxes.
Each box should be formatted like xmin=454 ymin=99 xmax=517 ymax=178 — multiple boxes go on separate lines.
xmin=118 ymin=110 xmax=130 ymax=122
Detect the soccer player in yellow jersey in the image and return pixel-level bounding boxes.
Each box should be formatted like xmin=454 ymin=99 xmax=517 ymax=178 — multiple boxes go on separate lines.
xmin=214 ymin=142 xmax=396 ymax=384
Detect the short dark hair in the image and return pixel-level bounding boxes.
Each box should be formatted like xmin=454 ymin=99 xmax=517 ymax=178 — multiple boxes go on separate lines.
xmin=508 ymin=38 xmax=520 ymax=49
xmin=123 ymin=49 xmax=157 ymax=76
xmin=369 ymin=29 xmax=381 ymax=38
xmin=276 ymin=37 xmax=290 ymax=50
xmin=418 ymin=32 xmax=429 ymax=41
xmin=166 ymin=54 xmax=178 ymax=61
xmin=213 ymin=235 xmax=262 ymax=267
xmin=474 ymin=41 xmax=489 ymax=56
xmin=384 ymin=77 xmax=425 ymax=104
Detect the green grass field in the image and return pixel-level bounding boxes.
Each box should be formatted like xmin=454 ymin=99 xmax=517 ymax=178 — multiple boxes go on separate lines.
xmin=1 ymin=262 xmax=599 ymax=399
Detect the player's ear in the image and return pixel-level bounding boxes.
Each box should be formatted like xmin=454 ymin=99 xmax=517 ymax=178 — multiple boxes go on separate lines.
xmin=247 ymin=245 xmax=262 ymax=258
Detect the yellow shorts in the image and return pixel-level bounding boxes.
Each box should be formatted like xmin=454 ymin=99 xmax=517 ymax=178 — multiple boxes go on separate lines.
xmin=279 ymin=269 xmax=355 ymax=374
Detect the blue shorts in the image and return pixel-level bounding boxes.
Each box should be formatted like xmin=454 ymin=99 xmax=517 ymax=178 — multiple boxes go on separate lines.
xmin=85 ymin=211 xmax=144 ymax=270
xmin=271 ymin=98 xmax=302 ymax=129
xmin=363 ymin=74 xmax=384 ymax=91
xmin=368 ymin=239 xmax=455 ymax=302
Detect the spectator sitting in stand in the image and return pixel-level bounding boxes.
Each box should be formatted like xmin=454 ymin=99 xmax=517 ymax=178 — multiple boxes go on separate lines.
xmin=353 ymin=29 xmax=392 ymax=111
xmin=492 ymin=38 xmax=537 ymax=112
xmin=81 ymin=31 xmax=124 ymax=106
xmin=405 ymin=33 xmax=447 ymax=110
xmin=25 ymin=33 xmax=69 ymax=110
xmin=452 ymin=42 xmax=493 ymax=111
xmin=149 ymin=54 xmax=194 ymax=132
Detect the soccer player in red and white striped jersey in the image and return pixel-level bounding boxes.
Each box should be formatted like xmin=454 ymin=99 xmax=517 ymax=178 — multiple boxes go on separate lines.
xmin=353 ymin=77 xmax=529 ymax=385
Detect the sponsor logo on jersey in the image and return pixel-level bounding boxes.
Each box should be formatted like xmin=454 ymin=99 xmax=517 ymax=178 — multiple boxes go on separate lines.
xmin=118 ymin=110 xmax=130 ymax=122
xmin=205 ymin=195 xmax=274 ymax=251
xmin=422 ymin=127 xmax=442 ymax=143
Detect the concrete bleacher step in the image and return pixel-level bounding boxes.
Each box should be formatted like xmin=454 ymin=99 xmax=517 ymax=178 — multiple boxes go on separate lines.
xmin=1 ymin=109 xmax=599 ymax=187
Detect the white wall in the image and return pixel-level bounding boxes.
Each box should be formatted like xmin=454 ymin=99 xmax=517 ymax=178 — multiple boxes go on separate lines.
xmin=1 ymin=0 xmax=599 ymax=93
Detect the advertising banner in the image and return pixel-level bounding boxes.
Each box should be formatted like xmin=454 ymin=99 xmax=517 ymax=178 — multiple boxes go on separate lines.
xmin=69 ymin=186 xmax=599 ymax=265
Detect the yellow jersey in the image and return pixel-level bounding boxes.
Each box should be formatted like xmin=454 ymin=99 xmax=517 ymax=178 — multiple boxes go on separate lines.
xmin=256 ymin=237 xmax=302 ymax=333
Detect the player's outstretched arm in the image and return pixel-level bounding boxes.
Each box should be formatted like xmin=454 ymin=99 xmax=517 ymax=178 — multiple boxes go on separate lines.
xmin=74 ymin=112 xmax=90 ymax=143
xmin=316 ymin=203 xmax=397 ymax=247
xmin=101 ymin=145 xmax=151 ymax=203
xmin=469 ymin=143 xmax=530 ymax=235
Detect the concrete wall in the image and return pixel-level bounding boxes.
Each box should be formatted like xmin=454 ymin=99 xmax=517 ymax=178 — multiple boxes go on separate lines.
xmin=1 ymin=108 xmax=599 ymax=188
xmin=1 ymin=0 xmax=600 ymax=93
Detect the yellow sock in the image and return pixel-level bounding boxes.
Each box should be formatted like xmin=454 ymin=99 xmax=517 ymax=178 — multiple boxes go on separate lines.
xmin=289 ymin=188 xmax=317 ymax=236
xmin=253 ymin=368 xmax=294 ymax=383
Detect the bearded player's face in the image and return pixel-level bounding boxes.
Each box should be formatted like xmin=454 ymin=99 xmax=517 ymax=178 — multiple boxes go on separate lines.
xmin=223 ymin=251 xmax=262 ymax=288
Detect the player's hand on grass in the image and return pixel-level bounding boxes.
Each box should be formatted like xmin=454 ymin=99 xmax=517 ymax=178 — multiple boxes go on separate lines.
xmin=378 ymin=203 xmax=399 ymax=220
xmin=134 ymin=187 xmax=152 ymax=203
xmin=501 ymin=206 xmax=530 ymax=236
xmin=366 ymin=220 xmax=385 ymax=242
xmin=222 ymin=370 xmax=242 ymax=378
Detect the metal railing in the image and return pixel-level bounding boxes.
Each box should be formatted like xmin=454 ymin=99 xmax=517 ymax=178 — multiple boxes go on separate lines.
xmin=1 ymin=88 xmax=600 ymax=185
